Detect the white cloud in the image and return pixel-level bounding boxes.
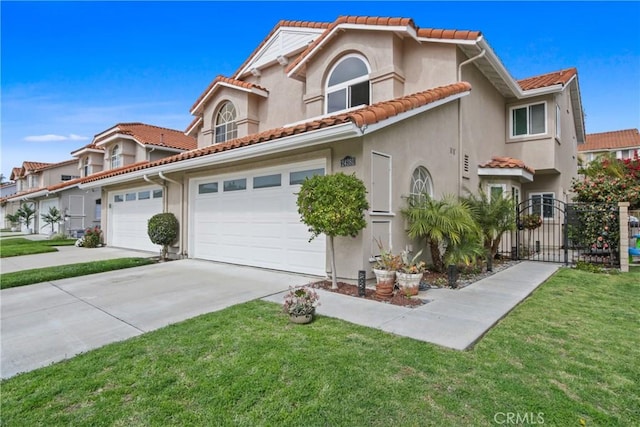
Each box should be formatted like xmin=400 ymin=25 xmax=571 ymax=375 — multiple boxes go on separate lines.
xmin=23 ymin=134 xmax=89 ymax=142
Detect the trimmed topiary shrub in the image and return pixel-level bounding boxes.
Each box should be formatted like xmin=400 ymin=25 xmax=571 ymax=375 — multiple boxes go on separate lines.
xmin=148 ymin=213 xmax=179 ymax=260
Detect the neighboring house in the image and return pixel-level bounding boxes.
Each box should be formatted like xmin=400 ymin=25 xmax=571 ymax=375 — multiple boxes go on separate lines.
xmin=578 ymin=128 xmax=640 ymax=165
xmin=79 ymin=16 xmax=585 ymax=279
xmin=1 ymin=181 xmax=17 ymax=198
xmin=1 ymin=124 xmax=195 ymax=234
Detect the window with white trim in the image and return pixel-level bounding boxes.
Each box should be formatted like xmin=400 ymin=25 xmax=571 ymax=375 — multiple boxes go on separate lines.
xmin=410 ymin=166 xmax=433 ymax=198
xmin=616 ymin=148 xmax=639 ymax=160
xmin=83 ymin=157 xmax=90 ymax=177
xmin=530 ymin=192 xmax=554 ymax=219
xmin=326 ymin=55 xmax=370 ymax=114
xmin=510 ymin=102 xmax=546 ymax=137
xmin=488 ymin=184 xmax=507 ymax=201
xmin=110 ymin=145 xmax=122 ymax=169
xmin=214 ymin=102 xmax=237 ymax=144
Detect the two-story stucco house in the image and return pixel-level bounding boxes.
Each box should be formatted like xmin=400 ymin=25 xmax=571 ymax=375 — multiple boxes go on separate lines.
xmin=79 ymin=16 xmax=585 ymax=279
xmin=2 ymin=123 xmax=195 ymax=235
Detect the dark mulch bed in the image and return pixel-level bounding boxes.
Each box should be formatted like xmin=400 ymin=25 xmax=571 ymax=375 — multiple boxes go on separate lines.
xmin=309 ymin=259 xmax=521 ymax=308
xmin=310 ymin=280 xmax=425 ymax=308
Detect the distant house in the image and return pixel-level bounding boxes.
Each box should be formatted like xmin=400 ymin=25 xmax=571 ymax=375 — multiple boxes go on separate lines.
xmin=578 ymin=128 xmax=640 ymax=165
xmin=1 ymin=123 xmax=195 ymax=235
xmin=78 ymin=16 xmax=585 ymax=278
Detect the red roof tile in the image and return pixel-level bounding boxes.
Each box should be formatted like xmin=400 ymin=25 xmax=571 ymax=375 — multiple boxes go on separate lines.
xmin=22 ymin=161 xmax=53 ymax=172
xmin=479 ymin=156 xmax=535 ymax=175
xmin=190 ymin=76 xmax=269 ymax=114
xmin=95 ymin=123 xmax=196 ymax=151
xmin=286 ymin=16 xmax=481 ymax=77
xmin=518 ymin=68 xmax=577 ymax=91
xmin=580 ymin=128 xmax=640 ymax=151
xmin=31 ymin=159 xmax=77 ymax=172
xmin=83 ymin=82 xmax=471 ymax=184
xmin=10 ymin=167 xmax=23 ymax=180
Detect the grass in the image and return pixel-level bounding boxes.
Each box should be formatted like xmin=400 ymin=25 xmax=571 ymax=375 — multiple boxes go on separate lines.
xmin=0 ymin=237 xmax=77 ymax=258
xmin=0 ymin=258 xmax=156 ymax=289
xmin=1 ymin=268 xmax=638 ymax=426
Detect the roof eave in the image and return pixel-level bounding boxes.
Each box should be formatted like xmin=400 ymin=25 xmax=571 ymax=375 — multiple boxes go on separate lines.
xmin=478 ymin=167 xmax=534 ymax=183
xmin=79 ymin=123 xmax=361 ymax=189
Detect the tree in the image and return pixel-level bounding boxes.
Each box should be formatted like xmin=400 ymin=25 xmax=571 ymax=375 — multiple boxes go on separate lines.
xmin=17 ymin=203 xmax=36 ymax=232
xmin=402 ymin=193 xmax=481 ymax=272
xmin=147 ymin=213 xmax=179 ymax=261
xmin=297 ymin=173 xmax=369 ymax=289
xmin=462 ymin=187 xmax=515 ymax=260
xmin=40 ymin=206 xmax=63 ymax=233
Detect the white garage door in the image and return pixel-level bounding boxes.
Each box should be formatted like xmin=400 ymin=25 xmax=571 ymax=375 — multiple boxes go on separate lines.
xmin=38 ymin=198 xmax=60 ymax=234
xmin=107 ymin=186 xmax=163 ymax=252
xmin=190 ymin=161 xmax=326 ymax=275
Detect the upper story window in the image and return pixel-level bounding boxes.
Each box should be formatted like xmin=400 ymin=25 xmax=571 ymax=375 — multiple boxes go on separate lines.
xmin=110 ymin=145 xmax=122 ymax=169
xmin=530 ymin=192 xmax=554 ymax=219
xmin=326 ymin=54 xmax=370 ymax=114
xmin=410 ymin=166 xmax=433 ymax=198
xmin=83 ymin=157 xmax=90 ymax=177
xmin=214 ymin=102 xmax=238 ymax=144
xmin=27 ymin=174 xmax=38 ymax=188
xmin=510 ymin=102 xmax=546 ymax=138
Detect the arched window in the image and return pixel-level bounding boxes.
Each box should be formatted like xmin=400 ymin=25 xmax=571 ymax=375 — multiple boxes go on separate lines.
xmin=214 ymin=102 xmax=238 ymax=144
xmin=410 ymin=166 xmax=433 ymax=198
xmin=110 ymin=145 xmax=121 ymax=169
xmin=326 ymin=54 xmax=370 ymax=114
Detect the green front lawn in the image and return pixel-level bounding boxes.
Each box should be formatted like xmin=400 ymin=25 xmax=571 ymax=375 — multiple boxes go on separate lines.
xmin=0 ymin=238 xmax=76 ymax=258
xmin=1 ymin=268 xmax=638 ymax=426
xmin=0 ymin=258 xmax=156 ymax=289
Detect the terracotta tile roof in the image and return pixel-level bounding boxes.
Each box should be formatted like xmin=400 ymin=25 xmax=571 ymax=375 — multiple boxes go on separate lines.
xmin=10 ymin=167 xmax=23 ymax=180
xmin=286 ymin=16 xmax=481 ymax=76
xmin=31 ymin=159 xmax=77 ymax=172
xmin=190 ymin=76 xmax=269 ymax=114
xmin=71 ymin=142 xmax=103 ymax=156
xmin=479 ymin=156 xmax=535 ymax=175
xmin=83 ymin=82 xmax=471 ymax=184
xmin=580 ymin=128 xmax=640 ymax=152
xmin=23 ymin=161 xmax=53 ymax=172
xmin=518 ymin=68 xmax=577 ymax=91
xmin=95 ymin=123 xmax=196 ymax=151
xmin=417 ymin=28 xmax=481 ymax=40
xmin=233 ymin=19 xmax=331 ymax=78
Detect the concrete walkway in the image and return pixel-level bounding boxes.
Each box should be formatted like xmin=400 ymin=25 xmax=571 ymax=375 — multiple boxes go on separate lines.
xmin=1 ymin=256 xmax=314 ymax=379
xmin=1 ymin=240 xmax=561 ymax=378
xmin=263 ymin=261 xmax=561 ymax=350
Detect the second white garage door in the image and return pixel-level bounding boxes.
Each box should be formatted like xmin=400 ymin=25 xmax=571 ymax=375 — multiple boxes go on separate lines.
xmin=190 ymin=161 xmax=326 ymax=275
xmin=107 ymin=186 xmax=164 ymax=253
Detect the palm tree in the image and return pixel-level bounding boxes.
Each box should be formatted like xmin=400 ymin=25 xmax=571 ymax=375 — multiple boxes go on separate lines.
xmin=40 ymin=206 xmax=63 ymax=233
xmin=402 ymin=193 xmax=482 ymax=272
xmin=463 ymin=187 xmax=516 ymax=260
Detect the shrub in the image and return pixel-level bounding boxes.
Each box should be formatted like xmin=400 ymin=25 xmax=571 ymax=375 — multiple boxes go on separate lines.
xmin=82 ymin=226 xmax=102 ymax=248
xmin=147 ymin=213 xmax=179 ymax=260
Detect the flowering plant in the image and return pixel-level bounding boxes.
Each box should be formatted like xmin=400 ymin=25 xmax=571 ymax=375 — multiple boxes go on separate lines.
xmin=283 ymin=286 xmax=320 ymax=316
xmin=76 ymin=226 xmax=102 ymax=248
xmin=399 ymin=249 xmax=428 ymax=274
xmin=521 ymin=213 xmax=543 ymax=230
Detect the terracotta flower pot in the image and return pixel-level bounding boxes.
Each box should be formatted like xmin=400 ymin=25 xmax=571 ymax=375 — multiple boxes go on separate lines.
xmin=373 ymin=268 xmax=395 ymax=300
xmin=396 ymin=272 xmax=422 ymax=296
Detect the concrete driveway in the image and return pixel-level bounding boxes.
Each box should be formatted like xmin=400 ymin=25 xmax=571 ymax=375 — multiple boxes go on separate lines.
xmin=1 ymin=258 xmax=316 ymax=379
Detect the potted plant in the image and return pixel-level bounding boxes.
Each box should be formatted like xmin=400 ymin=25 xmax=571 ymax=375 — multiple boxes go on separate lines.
xmin=372 ymin=239 xmax=401 ymax=300
xmin=397 ymin=249 xmax=427 ymax=296
xmin=40 ymin=206 xmax=63 ymax=235
xmin=17 ymin=203 xmax=36 ymax=234
xmin=5 ymin=212 xmax=20 ymax=232
xmin=282 ymin=286 xmax=320 ymax=324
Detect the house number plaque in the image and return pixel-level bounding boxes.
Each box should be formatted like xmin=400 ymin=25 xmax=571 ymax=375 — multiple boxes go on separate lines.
xmin=340 ymin=156 xmax=356 ymax=167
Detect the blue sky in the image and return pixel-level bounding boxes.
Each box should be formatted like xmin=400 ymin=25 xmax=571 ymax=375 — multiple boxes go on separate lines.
xmin=2 ymin=1 xmax=639 ymax=178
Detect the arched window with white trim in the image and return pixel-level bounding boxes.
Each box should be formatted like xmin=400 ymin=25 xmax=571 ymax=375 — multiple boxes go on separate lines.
xmin=410 ymin=166 xmax=433 ymax=198
xmin=110 ymin=145 xmax=122 ymax=169
xmin=325 ymin=54 xmax=370 ymax=114
xmin=214 ymin=101 xmax=238 ymax=144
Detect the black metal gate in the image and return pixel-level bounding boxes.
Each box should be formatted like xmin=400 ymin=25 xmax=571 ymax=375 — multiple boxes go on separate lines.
xmin=498 ymin=199 xmax=620 ymax=267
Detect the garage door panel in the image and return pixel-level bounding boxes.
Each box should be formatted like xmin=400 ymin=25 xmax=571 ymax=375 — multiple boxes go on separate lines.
xmin=191 ymin=162 xmax=326 ymax=275
xmin=108 ymin=187 xmax=162 ymax=252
